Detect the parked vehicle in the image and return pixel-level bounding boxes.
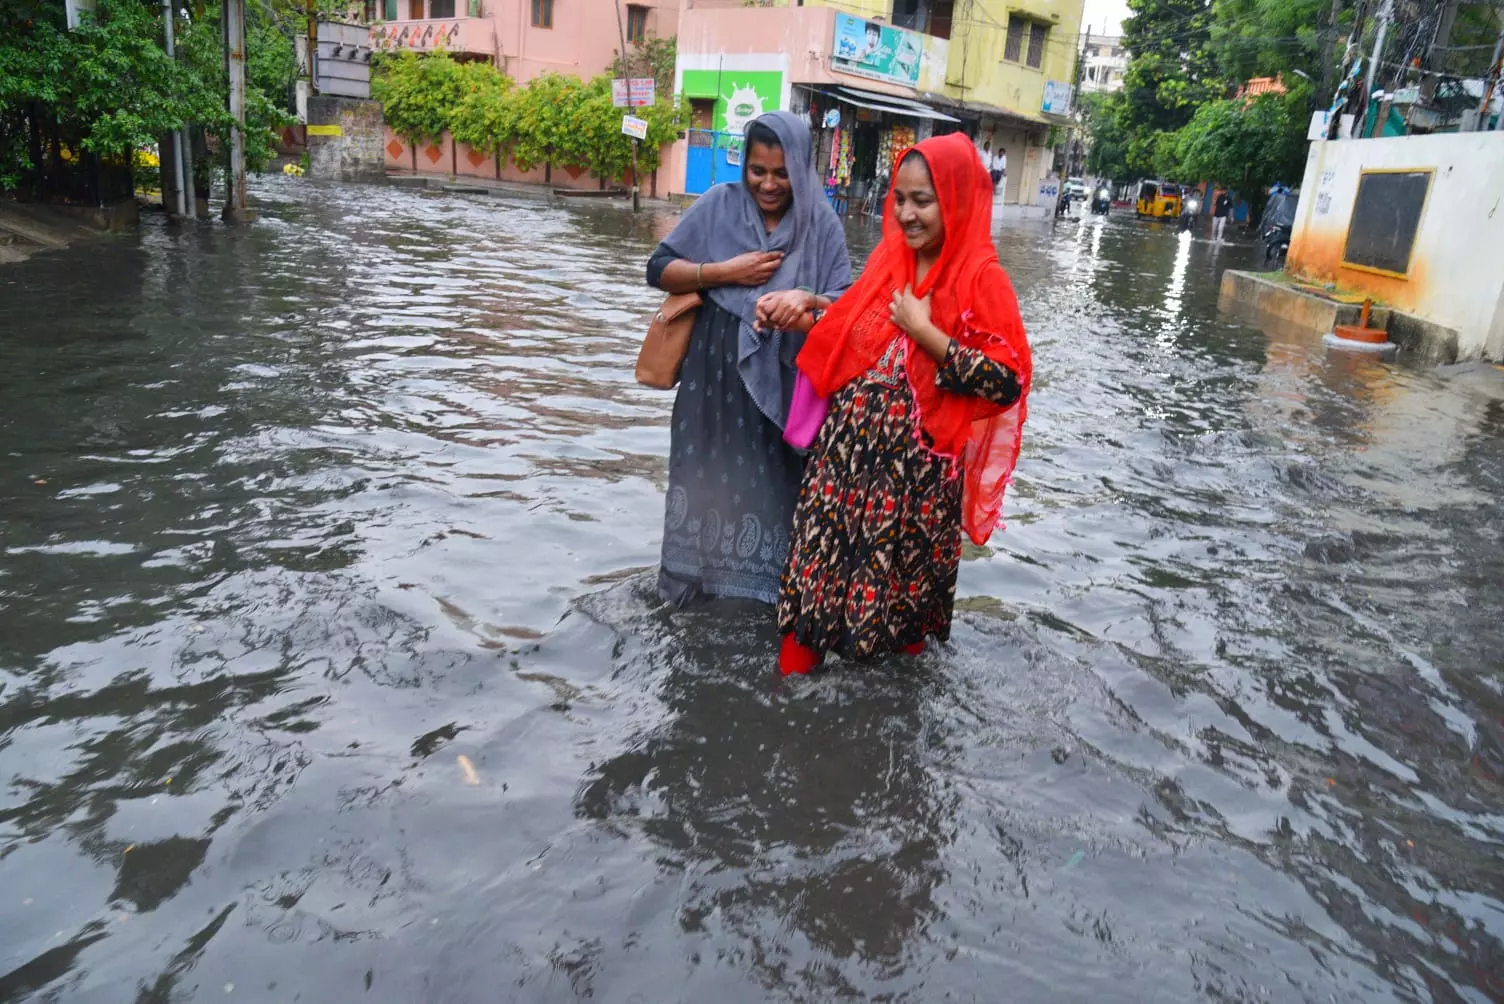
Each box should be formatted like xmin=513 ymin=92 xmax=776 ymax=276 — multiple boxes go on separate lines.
xmin=1260 ymin=190 xmax=1298 ymax=265
xmin=1136 ymin=180 xmax=1182 ymax=218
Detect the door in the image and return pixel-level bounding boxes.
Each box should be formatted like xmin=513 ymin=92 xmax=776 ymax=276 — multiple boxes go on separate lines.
xmin=686 ymin=130 xmax=739 ymax=195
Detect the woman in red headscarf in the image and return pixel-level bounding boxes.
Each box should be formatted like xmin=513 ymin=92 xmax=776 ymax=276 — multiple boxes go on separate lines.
xmin=776 ymin=133 xmax=1032 ymax=674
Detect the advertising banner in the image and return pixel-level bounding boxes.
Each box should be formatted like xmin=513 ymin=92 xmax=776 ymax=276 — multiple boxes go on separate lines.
xmin=832 ymin=14 xmax=922 ymax=88
xmin=1042 ymin=80 xmax=1074 ymax=117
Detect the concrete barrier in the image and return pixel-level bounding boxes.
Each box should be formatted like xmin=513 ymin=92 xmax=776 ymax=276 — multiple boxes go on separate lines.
xmin=1219 ymin=269 xmax=1460 ymax=364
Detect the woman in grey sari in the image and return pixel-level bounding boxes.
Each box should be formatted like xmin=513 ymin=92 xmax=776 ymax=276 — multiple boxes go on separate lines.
xmin=647 ymin=111 xmax=852 ymax=606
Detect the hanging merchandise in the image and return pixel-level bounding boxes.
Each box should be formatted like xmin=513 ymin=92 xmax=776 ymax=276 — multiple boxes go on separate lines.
xmin=828 ymin=126 xmax=853 ymax=186
xmin=879 ymin=125 xmax=916 ymax=178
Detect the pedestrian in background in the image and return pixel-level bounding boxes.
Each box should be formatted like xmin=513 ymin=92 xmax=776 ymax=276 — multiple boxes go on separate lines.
xmin=1213 ymin=188 xmax=1233 ymax=243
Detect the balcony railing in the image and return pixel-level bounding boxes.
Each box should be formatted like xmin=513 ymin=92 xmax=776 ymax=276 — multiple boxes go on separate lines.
xmin=369 ymin=17 xmax=491 ymax=55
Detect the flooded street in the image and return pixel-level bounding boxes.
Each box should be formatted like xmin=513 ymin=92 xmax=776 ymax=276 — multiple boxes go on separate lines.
xmin=2 ymin=178 xmax=1502 ymax=1003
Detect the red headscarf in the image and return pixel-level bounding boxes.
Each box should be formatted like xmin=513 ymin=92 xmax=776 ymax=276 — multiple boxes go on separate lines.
xmin=796 ymin=133 xmax=1032 ymax=545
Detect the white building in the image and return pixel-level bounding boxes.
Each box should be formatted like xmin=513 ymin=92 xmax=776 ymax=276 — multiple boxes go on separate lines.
xmin=1080 ymin=34 xmax=1125 ymax=95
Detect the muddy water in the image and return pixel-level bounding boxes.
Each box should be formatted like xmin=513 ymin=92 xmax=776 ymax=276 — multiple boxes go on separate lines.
xmin=1 ymin=180 xmax=1501 ymax=1003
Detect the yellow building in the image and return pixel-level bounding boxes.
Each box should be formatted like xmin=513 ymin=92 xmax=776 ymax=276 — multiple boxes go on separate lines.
xmin=672 ymin=0 xmax=1084 ymax=208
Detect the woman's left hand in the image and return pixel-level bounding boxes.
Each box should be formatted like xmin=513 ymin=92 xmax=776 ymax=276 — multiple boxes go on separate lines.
xmin=754 ymin=289 xmax=814 ymax=332
xmin=889 ymin=285 xmax=933 ymax=336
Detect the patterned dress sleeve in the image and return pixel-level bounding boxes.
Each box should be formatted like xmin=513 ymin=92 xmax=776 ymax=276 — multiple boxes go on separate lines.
xmin=935 ymin=341 xmax=1022 ymax=408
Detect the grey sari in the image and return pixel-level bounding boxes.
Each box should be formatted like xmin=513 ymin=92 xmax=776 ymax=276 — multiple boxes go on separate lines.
xmin=647 ymin=112 xmax=852 ymax=605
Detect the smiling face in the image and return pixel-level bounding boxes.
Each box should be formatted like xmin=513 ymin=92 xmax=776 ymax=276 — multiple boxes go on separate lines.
xmin=744 ymin=141 xmax=792 ymax=220
xmin=893 ymin=154 xmax=944 ymax=255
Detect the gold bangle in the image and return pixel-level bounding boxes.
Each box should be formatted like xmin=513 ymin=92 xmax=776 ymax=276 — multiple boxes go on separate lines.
xmin=696 ymin=263 xmax=705 ymax=289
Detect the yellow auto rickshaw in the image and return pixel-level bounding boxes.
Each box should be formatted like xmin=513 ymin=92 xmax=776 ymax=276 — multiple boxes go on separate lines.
xmin=1136 ymin=180 xmax=1182 ymax=218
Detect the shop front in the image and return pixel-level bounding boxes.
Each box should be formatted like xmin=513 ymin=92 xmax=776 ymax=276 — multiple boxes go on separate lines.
xmin=794 ymin=85 xmax=959 ymax=217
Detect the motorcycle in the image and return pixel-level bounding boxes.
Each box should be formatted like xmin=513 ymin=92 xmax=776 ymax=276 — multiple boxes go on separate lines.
xmin=1260 ymin=189 xmax=1298 ymax=266
xmin=1262 ymin=223 xmax=1292 ymax=265
xmin=1090 ymin=187 xmax=1111 ymax=215
xmin=1179 ymin=196 xmax=1201 ymax=233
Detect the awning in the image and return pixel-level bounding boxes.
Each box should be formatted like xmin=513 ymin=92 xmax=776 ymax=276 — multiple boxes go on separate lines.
xmin=808 ymin=85 xmax=961 ymax=123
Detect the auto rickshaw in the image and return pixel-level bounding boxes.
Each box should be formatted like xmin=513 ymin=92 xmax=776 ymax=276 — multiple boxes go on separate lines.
xmin=1136 ymin=180 xmax=1182 ymax=219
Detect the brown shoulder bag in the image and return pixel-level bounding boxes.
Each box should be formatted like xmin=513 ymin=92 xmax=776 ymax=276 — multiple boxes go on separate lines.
xmin=635 ymin=292 xmax=702 ymax=389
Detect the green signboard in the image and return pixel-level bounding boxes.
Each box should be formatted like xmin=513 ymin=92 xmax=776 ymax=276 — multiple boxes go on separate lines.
xmin=681 ymin=69 xmax=785 ymax=135
xmin=831 ymin=13 xmax=923 ymax=88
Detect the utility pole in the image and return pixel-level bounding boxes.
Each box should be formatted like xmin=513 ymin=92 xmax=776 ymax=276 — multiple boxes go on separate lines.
xmin=1420 ymin=0 xmax=1460 ymax=103
xmin=224 ymin=0 xmax=250 ymax=222
xmin=612 ymin=0 xmax=641 ymax=213
xmin=1361 ymin=0 xmax=1393 ymax=135
xmin=307 ymin=0 xmax=318 ymax=96
xmin=160 ymin=0 xmax=187 ymax=218
xmin=1319 ymin=0 xmax=1342 ymax=105
xmin=1480 ymin=24 xmax=1504 ymax=129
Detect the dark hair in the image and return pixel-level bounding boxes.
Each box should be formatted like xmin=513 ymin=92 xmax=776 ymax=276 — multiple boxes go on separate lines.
xmin=899 ymin=149 xmax=928 ymax=173
xmin=866 ymin=22 xmax=881 ymax=36
xmin=744 ymin=121 xmax=782 ymax=151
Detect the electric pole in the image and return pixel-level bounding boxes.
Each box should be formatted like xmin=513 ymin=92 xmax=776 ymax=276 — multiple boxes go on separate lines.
xmin=1480 ymin=24 xmax=1504 ymax=129
xmin=160 ymin=0 xmax=187 ymax=218
xmin=1320 ymin=0 xmax=1342 ymax=105
xmin=613 ymin=0 xmax=642 ymax=213
xmin=1361 ymin=0 xmax=1394 ymax=134
xmin=224 ymin=0 xmax=250 ymax=223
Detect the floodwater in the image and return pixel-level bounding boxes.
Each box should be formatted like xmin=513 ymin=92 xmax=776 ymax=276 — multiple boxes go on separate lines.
xmin=1 ymin=180 xmax=1501 ymax=1004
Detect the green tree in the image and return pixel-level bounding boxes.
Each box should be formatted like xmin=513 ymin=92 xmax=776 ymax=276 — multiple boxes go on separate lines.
xmin=1119 ymin=0 xmax=1222 ymax=136
xmin=0 ymin=0 xmax=293 ymax=194
xmin=1081 ymin=91 xmax=1131 ymax=181
xmin=371 ymin=49 xmax=471 ymax=166
xmin=508 ymin=72 xmax=588 ymax=172
xmin=1210 ymin=0 xmax=1331 ymax=92
xmin=1175 ymin=91 xmax=1308 ymax=213
xmin=450 ymin=61 xmax=518 ymax=164
xmin=610 ymin=35 xmax=677 ymax=103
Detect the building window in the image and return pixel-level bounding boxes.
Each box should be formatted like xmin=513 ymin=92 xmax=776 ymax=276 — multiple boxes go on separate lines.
xmin=626 ymin=4 xmax=647 ymax=43
xmin=1027 ymin=23 xmax=1047 ymax=68
xmin=531 ymin=0 xmax=552 ymax=28
xmin=430 ymin=0 xmax=455 ymax=17
xmin=1004 ymin=14 xmax=1025 ymax=62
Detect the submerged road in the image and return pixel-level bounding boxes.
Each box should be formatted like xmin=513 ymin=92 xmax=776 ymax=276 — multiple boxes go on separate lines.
xmin=1 ymin=179 xmax=1501 ymax=1002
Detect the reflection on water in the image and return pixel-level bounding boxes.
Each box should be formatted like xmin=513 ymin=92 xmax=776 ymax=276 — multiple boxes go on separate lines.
xmin=1 ymin=178 xmax=1501 ymax=1002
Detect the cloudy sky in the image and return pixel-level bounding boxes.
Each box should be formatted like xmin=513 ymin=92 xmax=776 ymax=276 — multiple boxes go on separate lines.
xmin=1081 ymin=0 xmax=1132 ymax=38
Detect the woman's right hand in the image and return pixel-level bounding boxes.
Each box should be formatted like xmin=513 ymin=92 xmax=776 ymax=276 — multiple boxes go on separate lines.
xmin=720 ymin=251 xmax=784 ymax=287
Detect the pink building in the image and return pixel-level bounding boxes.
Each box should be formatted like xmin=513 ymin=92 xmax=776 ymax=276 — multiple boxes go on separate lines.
xmin=368 ymin=0 xmax=679 ymax=84
xmin=368 ymin=0 xmax=684 ymax=188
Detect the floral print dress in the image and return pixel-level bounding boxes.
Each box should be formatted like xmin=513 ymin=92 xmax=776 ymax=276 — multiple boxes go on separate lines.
xmin=777 ymin=335 xmax=1022 ymax=660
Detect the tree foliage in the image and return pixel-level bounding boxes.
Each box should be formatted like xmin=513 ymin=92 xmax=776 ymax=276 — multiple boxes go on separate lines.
xmin=371 ymin=49 xmax=472 ymax=149
xmin=1119 ymin=0 xmax=1221 ymax=140
xmin=374 ymin=53 xmax=688 ymax=183
xmin=0 ymin=0 xmax=295 ymax=193
xmin=1175 ymin=91 xmax=1308 ymax=193
xmin=1081 ymin=91 xmax=1131 ymax=181
xmin=610 ymin=36 xmax=677 ymax=102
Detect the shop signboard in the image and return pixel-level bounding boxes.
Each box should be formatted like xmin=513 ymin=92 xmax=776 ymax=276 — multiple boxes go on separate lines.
xmin=621 ymin=116 xmax=649 ymax=141
xmin=612 ymin=78 xmax=657 ymax=108
xmin=681 ymin=69 xmax=785 ymax=135
xmin=1042 ymin=80 xmax=1074 ymax=117
xmin=832 ymin=14 xmax=923 ymax=88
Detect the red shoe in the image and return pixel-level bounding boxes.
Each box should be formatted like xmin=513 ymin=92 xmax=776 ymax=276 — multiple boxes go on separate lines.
xmin=779 ymin=634 xmax=823 ymax=676
xmin=902 ymin=641 xmax=926 ymax=656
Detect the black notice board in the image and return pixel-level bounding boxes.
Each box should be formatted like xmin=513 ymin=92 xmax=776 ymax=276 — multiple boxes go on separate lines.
xmin=1341 ymin=170 xmax=1432 ymax=276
